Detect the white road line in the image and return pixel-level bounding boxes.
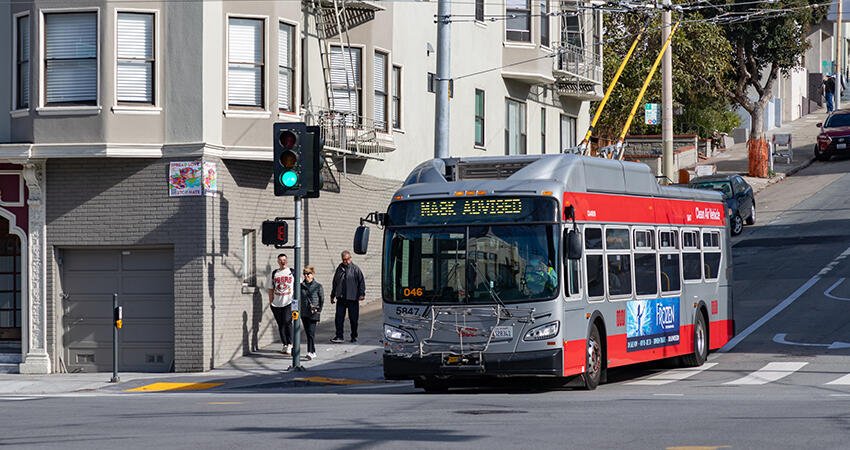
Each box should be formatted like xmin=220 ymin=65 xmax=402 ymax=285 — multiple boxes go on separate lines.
xmin=719 ymin=245 xmax=850 ymax=352
xmin=627 ymin=363 xmax=718 ymax=385
xmin=724 ymin=362 xmax=808 ymax=385
xmin=825 ymin=374 xmax=850 ymax=385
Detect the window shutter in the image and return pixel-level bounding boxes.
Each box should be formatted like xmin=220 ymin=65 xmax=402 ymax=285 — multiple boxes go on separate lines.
xmin=373 ymin=53 xmax=386 ymax=129
xmin=228 ymin=18 xmax=263 ymax=107
xmin=278 ymin=22 xmax=293 ymax=111
xmin=17 ymin=16 xmax=30 ymax=108
xmin=117 ymin=13 xmax=153 ymax=103
xmin=45 ymin=13 xmax=97 ymax=104
xmin=330 ymin=46 xmax=361 ymax=118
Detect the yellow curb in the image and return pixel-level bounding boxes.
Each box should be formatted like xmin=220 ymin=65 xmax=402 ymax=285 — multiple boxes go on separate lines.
xmin=293 ymin=376 xmax=374 ymax=385
xmin=126 ymin=382 xmax=224 ymax=392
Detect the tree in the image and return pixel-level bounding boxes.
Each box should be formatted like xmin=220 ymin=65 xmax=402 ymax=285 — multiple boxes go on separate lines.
xmin=713 ymin=0 xmax=827 ymax=142
xmin=594 ymin=10 xmax=736 ymax=141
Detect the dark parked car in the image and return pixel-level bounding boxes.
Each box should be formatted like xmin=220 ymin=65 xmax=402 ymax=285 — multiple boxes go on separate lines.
xmin=689 ymin=174 xmax=755 ymax=236
xmin=815 ymin=110 xmax=850 ymax=161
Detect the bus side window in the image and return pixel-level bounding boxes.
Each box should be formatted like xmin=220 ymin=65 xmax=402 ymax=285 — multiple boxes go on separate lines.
xmin=565 ymin=258 xmax=581 ymax=298
xmin=586 ymin=254 xmax=605 ymax=298
xmin=659 ymin=253 xmax=681 ymax=293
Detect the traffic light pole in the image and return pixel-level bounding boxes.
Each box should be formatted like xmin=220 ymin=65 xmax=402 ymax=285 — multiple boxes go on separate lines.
xmin=288 ymin=196 xmax=305 ymax=372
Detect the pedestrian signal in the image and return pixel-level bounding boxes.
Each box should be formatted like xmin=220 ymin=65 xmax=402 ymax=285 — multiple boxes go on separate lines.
xmin=262 ymin=220 xmax=289 ymax=246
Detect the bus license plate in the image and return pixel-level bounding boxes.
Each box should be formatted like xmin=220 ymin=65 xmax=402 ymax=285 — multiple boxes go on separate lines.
xmin=492 ymin=326 xmax=513 ymax=339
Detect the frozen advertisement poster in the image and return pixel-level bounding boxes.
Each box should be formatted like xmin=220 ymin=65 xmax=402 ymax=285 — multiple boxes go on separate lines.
xmin=626 ymin=298 xmax=680 ymax=352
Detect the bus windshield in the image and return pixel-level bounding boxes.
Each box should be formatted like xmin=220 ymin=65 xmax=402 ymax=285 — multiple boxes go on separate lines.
xmin=383 ymin=224 xmax=559 ymax=304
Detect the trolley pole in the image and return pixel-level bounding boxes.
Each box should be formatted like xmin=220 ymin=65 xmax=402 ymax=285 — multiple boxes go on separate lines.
xmin=110 ymin=293 xmax=120 ymax=383
xmin=289 ymin=197 xmax=305 ymax=372
xmin=661 ymin=0 xmax=675 ymax=184
xmin=434 ymin=0 xmax=451 ymax=159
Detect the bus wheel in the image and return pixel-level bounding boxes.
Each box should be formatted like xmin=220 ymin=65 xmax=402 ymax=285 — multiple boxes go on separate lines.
xmin=682 ymin=312 xmax=708 ymax=367
xmin=416 ymin=377 xmax=449 ymax=393
xmin=582 ymin=324 xmax=603 ymax=390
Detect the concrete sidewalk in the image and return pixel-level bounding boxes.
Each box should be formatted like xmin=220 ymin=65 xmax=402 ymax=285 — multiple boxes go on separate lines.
xmin=688 ymin=109 xmax=829 ymax=192
xmin=0 ymin=301 xmax=387 ymax=395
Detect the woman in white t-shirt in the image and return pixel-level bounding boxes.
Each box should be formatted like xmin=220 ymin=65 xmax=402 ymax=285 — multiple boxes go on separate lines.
xmin=267 ymin=253 xmax=294 ymax=354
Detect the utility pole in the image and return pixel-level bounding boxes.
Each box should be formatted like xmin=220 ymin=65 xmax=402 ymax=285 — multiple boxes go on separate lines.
xmin=838 ymin=0 xmax=843 ymax=110
xmin=434 ymin=0 xmax=451 ymax=159
xmin=662 ymin=0 xmax=674 ymax=183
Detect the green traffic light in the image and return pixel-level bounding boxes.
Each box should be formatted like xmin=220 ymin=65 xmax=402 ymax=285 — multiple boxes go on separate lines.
xmin=281 ymin=171 xmax=298 ymax=187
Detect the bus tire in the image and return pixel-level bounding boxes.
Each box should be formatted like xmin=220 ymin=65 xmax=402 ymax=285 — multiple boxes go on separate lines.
xmin=582 ymin=324 xmax=603 ymax=390
xmin=682 ymin=311 xmax=708 ymax=367
xmin=416 ymin=377 xmax=449 ymax=393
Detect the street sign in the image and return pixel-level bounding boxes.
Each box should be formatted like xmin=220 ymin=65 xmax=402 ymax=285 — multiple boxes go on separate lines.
xmin=644 ymin=103 xmax=660 ymax=125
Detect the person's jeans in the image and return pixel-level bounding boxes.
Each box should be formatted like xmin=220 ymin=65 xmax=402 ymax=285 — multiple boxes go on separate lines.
xmin=303 ymin=319 xmax=318 ymax=353
xmin=271 ymin=304 xmax=292 ymax=346
xmin=334 ymin=299 xmax=360 ymax=340
xmin=827 ymin=92 xmax=835 ymax=112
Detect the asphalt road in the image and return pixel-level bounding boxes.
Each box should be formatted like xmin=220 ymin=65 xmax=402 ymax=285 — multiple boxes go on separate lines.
xmin=5 ymin=158 xmax=850 ymax=449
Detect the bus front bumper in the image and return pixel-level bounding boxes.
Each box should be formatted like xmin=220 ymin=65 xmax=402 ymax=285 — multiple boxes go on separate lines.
xmin=383 ymin=348 xmax=563 ymax=380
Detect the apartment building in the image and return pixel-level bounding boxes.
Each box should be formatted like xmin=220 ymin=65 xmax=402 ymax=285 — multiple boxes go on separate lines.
xmin=0 ymin=0 xmax=601 ymax=373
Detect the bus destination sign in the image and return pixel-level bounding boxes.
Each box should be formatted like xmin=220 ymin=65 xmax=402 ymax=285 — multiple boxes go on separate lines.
xmin=419 ymin=198 xmax=523 ymax=218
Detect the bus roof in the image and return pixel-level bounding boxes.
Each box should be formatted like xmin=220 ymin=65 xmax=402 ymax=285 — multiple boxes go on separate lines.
xmin=397 ymin=154 xmax=722 ymax=203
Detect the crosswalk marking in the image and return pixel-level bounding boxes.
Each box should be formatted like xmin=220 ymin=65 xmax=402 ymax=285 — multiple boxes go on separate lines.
xmin=724 ymin=362 xmax=808 ymax=385
xmin=825 ymin=374 xmax=850 ymax=385
xmin=627 ymin=363 xmax=718 ymax=385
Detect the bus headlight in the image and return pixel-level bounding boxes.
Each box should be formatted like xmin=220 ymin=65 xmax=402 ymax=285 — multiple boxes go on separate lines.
xmin=523 ymin=321 xmax=560 ymax=341
xmin=384 ymin=324 xmax=415 ymax=343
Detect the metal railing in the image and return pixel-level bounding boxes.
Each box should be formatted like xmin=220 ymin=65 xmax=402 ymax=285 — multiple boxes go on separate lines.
xmin=315 ymin=108 xmax=393 ymax=156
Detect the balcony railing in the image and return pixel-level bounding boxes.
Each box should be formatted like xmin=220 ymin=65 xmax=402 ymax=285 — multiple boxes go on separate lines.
xmin=315 ymin=108 xmax=394 ymax=157
xmin=553 ymin=42 xmax=603 ymax=99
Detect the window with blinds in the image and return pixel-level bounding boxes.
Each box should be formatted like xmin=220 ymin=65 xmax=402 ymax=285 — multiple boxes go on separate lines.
xmin=15 ymin=15 xmax=30 ymax=110
xmin=278 ymin=22 xmax=295 ymax=112
xmin=392 ymin=65 xmax=401 ymax=129
xmin=228 ymin=17 xmax=264 ymax=108
xmin=117 ymin=12 xmax=154 ymax=104
xmin=505 ymin=98 xmax=526 ymax=155
xmin=44 ymin=12 xmax=97 ymax=106
xmin=374 ymin=52 xmax=388 ymax=132
xmin=330 ymin=46 xmax=361 ymax=125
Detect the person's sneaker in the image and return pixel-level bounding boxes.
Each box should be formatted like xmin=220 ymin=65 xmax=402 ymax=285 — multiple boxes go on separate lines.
xmin=330 ymin=337 xmax=344 ymax=344
xmin=307 ymin=352 xmax=317 ymax=360
xmin=350 ymin=338 xmax=358 ymax=343
xmin=282 ymin=344 xmax=292 ymax=355
xmin=303 ymin=352 xmax=313 ymax=361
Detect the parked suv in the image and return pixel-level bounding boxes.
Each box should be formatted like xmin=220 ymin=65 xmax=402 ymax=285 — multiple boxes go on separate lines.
xmin=815 ymin=110 xmax=850 ymax=161
xmin=689 ymin=174 xmax=755 ymax=236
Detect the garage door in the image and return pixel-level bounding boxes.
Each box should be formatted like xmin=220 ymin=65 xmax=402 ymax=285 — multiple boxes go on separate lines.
xmin=62 ymin=248 xmax=174 ymax=373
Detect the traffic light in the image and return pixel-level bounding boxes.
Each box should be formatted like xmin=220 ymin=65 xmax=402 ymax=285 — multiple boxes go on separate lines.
xmin=274 ymin=122 xmax=307 ymax=196
xmin=273 ymin=122 xmax=323 ymax=197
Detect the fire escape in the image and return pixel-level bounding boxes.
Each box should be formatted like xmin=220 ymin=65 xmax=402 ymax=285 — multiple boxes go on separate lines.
xmin=553 ymin=0 xmax=604 ymax=101
xmin=308 ymin=0 xmax=393 ymax=167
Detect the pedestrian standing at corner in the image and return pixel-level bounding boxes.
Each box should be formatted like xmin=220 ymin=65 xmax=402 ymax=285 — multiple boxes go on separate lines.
xmin=268 ymin=253 xmax=294 ymax=355
xmin=330 ymin=250 xmax=366 ymax=343
xmin=825 ymin=75 xmax=836 ymax=113
xmin=300 ymin=265 xmax=324 ymax=360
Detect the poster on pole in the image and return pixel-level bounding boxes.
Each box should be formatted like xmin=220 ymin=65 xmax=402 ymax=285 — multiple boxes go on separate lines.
xmin=203 ymin=161 xmax=218 ymax=197
xmin=644 ymin=103 xmax=660 ymax=125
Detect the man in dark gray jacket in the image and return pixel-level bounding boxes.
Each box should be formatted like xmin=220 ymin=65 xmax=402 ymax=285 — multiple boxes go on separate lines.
xmin=330 ymin=250 xmax=366 ymax=343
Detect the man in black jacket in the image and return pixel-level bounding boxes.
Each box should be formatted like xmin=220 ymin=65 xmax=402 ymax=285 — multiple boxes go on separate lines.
xmin=330 ymin=250 xmax=366 ymax=343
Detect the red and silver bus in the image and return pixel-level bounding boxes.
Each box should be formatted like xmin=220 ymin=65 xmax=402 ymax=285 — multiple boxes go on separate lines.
xmin=354 ymin=154 xmax=734 ymax=391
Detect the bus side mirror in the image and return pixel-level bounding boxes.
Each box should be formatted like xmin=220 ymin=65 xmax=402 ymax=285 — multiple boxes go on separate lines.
xmin=565 ymin=229 xmax=582 ymax=260
xmin=353 ymin=226 xmax=370 ymax=255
